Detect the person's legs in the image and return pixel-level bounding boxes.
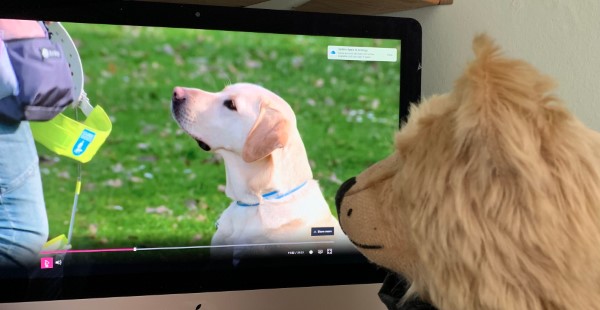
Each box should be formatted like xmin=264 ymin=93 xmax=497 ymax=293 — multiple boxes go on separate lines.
xmin=0 ymin=121 xmax=48 ymax=271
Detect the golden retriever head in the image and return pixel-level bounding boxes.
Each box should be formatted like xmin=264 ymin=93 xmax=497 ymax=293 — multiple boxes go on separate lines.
xmin=171 ymin=83 xmax=315 ymax=203
xmin=336 ymin=35 xmax=600 ymax=309
xmin=171 ymin=83 xmax=293 ymax=163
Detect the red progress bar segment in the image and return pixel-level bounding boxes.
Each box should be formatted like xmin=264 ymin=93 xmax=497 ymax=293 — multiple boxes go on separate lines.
xmin=40 ymin=248 xmax=135 ymax=255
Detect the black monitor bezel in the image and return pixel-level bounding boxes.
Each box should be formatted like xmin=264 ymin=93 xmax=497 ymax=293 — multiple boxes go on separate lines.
xmin=0 ymin=0 xmax=421 ymax=302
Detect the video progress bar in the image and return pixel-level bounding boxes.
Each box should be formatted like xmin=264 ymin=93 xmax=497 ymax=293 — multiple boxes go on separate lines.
xmin=40 ymin=241 xmax=335 ymax=255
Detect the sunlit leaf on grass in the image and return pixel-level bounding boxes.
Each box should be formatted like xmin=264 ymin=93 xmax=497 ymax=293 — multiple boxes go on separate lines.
xmin=146 ymin=205 xmax=173 ymax=216
xmin=84 ymin=183 xmax=96 ymax=191
xmin=245 ymin=59 xmax=262 ymax=69
xmin=161 ymin=43 xmax=175 ymax=56
xmin=88 ymin=224 xmax=98 ymax=237
xmin=363 ymin=76 xmax=375 ymax=85
xmin=185 ymin=199 xmax=198 ymax=211
xmin=291 ymin=56 xmax=304 ymax=68
xmin=174 ymin=55 xmax=184 ymax=66
xmin=141 ymin=124 xmax=158 ymax=134
xmin=108 ymin=205 xmax=124 ymax=211
xmin=112 ymin=163 xmax=124 ymax=173
xmin=105 ymin=179 xmax=123 ymax=188
xmin=371 ymin=99 xmax=381 ymax=110
xmin=137 ymin=143 xmax=150 ymax=150
xmin=138 ymin=155 xmax=158 ymax=163
xmin=123 ymin=25 xmax=142 ymax=38
xmin=57 ymin=171 xmax=71 ymax=179
xmin=128 ymin=50 xmax=147 ymax=59
xmin=159 ymin=127 xmax=173 ymax=138
xmin=199 ymin=201 xmax=209 ymax=210
xmin=314 ymin=78 xmax=324 ymax=88
xmin=129 ymin=176 xmax=144 ymax=183
xmin=100 ymin=70 xmax=112 ymax=79
xmin=227 ymin=64 xmax=239 ymax=75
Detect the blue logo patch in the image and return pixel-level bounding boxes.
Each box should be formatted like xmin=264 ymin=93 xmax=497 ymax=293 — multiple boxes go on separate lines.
xmin=72 ymin=129 xmax=96 ymax=156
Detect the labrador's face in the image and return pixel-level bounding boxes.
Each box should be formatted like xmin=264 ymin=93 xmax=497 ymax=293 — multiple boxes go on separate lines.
xmin=171 ymin=83 xmax=293 ymax=162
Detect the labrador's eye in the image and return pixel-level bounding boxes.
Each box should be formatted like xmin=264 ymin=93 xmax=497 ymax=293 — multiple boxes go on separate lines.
xmin=223 ymin=99 xmax=237 ymax=111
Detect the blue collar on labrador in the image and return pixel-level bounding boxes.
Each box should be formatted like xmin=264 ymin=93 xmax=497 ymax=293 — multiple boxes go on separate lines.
xmin=236 ymin=181 xmax=309 ymax=207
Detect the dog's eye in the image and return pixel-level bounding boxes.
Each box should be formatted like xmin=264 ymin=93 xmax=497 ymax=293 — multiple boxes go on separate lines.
xmin=223 ymin=99 xmax=237 ymax=111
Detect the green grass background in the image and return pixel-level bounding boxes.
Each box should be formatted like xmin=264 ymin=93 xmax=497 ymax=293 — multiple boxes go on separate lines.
xmin=38 ymin=23 xmax=401 ymax=249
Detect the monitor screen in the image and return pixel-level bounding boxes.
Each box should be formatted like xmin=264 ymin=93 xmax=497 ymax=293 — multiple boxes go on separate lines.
xmin=0 ymin=1 xmax=421 ymax=307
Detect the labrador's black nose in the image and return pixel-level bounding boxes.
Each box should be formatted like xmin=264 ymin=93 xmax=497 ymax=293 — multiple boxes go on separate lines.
xmin=335 ymin=177 xmax=356 ymax=217
xmin=172 ymin=86 xmax=186 ymax=106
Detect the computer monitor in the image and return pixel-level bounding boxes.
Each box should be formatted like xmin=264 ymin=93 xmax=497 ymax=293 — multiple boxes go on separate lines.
xmin=0 ymin=1 xmax=421 ymax=309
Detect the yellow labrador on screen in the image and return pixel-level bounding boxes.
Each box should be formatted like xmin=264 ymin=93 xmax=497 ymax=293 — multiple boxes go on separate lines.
xmin=171 ymin=83 xmax=346 ymax=257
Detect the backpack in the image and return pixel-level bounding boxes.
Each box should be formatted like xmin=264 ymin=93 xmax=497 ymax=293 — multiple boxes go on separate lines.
xmin=0 ymin=21 xmax=75 ymax=123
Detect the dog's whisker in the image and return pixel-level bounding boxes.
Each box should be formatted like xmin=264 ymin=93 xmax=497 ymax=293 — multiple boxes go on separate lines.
xmin=223 ymin=74 xmax=233 ymax=88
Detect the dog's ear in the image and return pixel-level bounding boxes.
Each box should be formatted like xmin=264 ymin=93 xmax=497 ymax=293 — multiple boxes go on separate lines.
xmin=242 ymin=99 xmax=290 ymax=163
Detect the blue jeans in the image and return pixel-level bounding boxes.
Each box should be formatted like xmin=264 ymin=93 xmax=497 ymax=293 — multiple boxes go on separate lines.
xmin=0 ymin=121 xmax=48 ymax=270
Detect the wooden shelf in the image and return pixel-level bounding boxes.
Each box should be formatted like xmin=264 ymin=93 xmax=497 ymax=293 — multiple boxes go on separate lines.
xmin=296 ymin=0 xmax=452 ymax=15
xmin=138 ymin=0 xmax=266 ymax=6
xmin=137 ymin=0 xmax=452 ymax=15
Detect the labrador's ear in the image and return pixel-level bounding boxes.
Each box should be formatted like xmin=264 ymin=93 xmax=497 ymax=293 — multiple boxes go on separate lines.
xmin=242 ymin=99 xmax=290 ymax=163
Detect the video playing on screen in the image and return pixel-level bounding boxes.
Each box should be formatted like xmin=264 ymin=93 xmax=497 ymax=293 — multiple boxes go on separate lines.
xmin=0 ymin=20 xmax=401 ymax=275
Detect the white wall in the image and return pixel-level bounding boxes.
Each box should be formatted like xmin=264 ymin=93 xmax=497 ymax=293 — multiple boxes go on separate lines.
xmin=389 ymin=0 xmax=600 ymax=130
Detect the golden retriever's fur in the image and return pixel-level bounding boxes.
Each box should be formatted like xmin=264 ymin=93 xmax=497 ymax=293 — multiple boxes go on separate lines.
xmin=337 ymin=35 xmax=600 ymax=309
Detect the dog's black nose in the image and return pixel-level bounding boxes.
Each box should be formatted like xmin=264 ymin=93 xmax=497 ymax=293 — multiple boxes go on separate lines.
xmin=172 ymin=86 xmax=186 ymax=106
xmin=335 ymin=177 xmax=356 ymax=217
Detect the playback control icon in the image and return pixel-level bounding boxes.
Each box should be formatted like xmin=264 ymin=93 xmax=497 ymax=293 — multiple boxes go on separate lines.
xmin=40 ymin=257 xmax=54 ymax=269
xmin=40 ymin=257 xmax=63 ymax=269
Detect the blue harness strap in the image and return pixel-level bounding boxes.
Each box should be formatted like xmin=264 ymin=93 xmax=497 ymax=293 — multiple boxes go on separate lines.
xmin=236 ymin=181 xmax=309 ymax=207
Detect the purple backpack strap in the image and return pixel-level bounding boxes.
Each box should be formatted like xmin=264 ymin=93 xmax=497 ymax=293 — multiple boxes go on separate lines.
xmin=0 ymin=39 xmax=19 ymax=100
